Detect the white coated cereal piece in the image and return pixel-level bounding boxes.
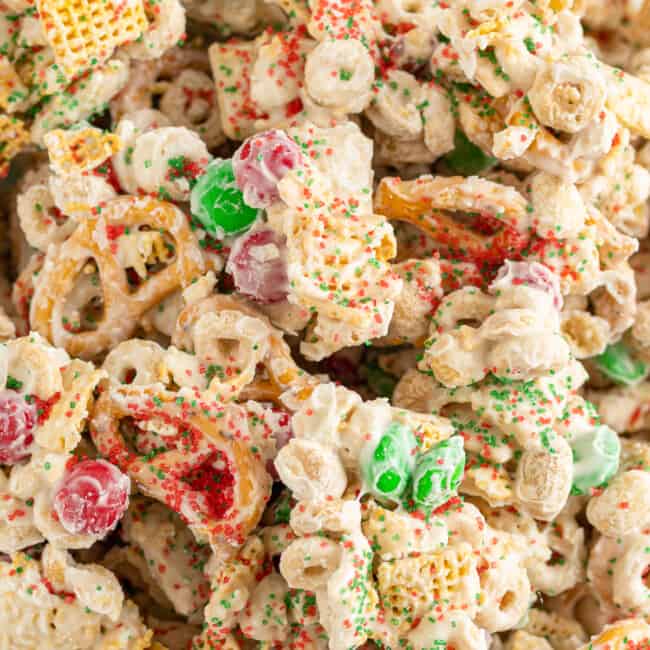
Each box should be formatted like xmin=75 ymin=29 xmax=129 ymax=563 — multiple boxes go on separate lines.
xmin=42 ymin=545 xmax=124 ymax=621
xmin=588 ymin=206 xmax=639 ymax=270
xmin=587 ymin=470 xmax=650 ymax=537
xmin=103 ymin=340 xmax=168 ymax=386
xmin=476 ymin=543 xmax=532 ymax=632
xmin=362 ymin=502 xmax=448 ymax=560
xmin=239 ymin=571 xmax=289 ymax=643
xmin=633 ymin=249 xmax=650 ymax=300
xmin=381 ymin=259 xmax=442 ymax=345
xmin=4 ymin=333 xmax=68 ymax=399
xmin=505 ymin=631 xmax=553 ymax=650
xmin=579 ymin=619 xmax=650 ymax=650
xmin=373 ymin=130 xmax=437 ymax=167
xmin=421 ymin=84 xmax=455 ymax=158
xmin=285 ymin=121 xmax=374 ymax=209
xmin=524 ymin=608 xmax=587 ymax=650
xmin=279 ymin=536 xmax=342 ymax=591
xmin=48 ymin=172 xmax=117 ymax=221
xmin=392 ymin=367 xmax=444 ymax=414
xmin=203 ymin=536 xmax=264 ymax=635
xmin=628 ymin=299 xmax=650 ymax=362
xmin=528 ymin=499 xmax=587 ymax=596
xmin=314 ymin=506 xmax=377 ymax=650
xmin=586 ymin=381 xmax=650 ymax=433
xmin=487 ymin=331 xmax=572 ymax=384
xmin=0 ymin=470 xmax=43 ymax=553
xmin=405 ymin=613 xmax=490 ymax=650
xmin=288 ymin=382 xmax=361 ymax=448
xmin=530 ymin=172 xmax=587 ymax=240
xmin=591 ymin=263 xmax=638 ymax=340
xmin=250 ymin=33 xmax=313 ymax=113
xmin=260 ymin=524 xmax=295 ymax=556
xmin=377 ymin=542 xmax=480 ymax=631
xmin=289 ymin=498 xmax=355 ymax=537
xmin=0 ymin=548 xmax=151 ymax=649
xmin=124 ymin=0 xmax=186 ymax=60
xmin=365 ymin=70 xmax=425 ymax=139
xmin=121 ymin=498 xmax=211 ymax=619
xmin=580 ymin=131 xmax=650 ymax=239
xmin=304 ymin=39 xmax=374 ymax=114
xmin=306 ymin=0 xmax=380 ymax=44
xmin=17 ymin=185 xmax=75 ymax=251
xmin=275 ymin=160 xmax=401 ymax=360
xmin=528 ymin=55 xmax=607 ymax=134
xmin=159 ymin=69 xmax=225 ymax=148
xmin=31 ymin=60 xmax=130 ymax=145
xmin=209 ymin=40 xmax=257 ymax=140
xmin=115 ymin=126 xmax=211 ymax=201
xmin=274 ymin=439 xmax=347 ymax=501
xmin=462 ymin=461 xmax=514 ymax=508
xmin=560 ymin=309 xmax=610 ymax=359
xmin=168 ymin=309 xmax=270 ymax=398
xmin=587 ymin=534 xmax=643 ymax=621
xmin=611 ymin=532 xmax=650 ymax=614
xmin=140 ymin=291 xmax=188 ymax=341
xmin=514 ymin=437 xmax=573 ymax=521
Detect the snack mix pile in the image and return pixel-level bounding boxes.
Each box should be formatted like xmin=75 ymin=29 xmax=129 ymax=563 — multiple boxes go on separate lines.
xmin=7 ymin=0 xmax=650 ymax=648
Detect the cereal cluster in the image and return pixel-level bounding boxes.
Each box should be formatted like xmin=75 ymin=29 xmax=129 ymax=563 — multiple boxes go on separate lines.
xmin=4 ymin=0 xmax=650 ymax=649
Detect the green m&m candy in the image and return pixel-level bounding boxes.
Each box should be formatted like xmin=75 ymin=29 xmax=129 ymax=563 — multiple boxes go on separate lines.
xmin=361 ymin=422 xmax=418 ymax=503
xmin=594 ymin=342 xmax=647 ymax=386
xmin=412 ymin=436 xmax=465 ymax=511
xmin=190 ymin=158 xmax=260 ymax=238
xmin=570 ymin=425 xmax=620 ymax=495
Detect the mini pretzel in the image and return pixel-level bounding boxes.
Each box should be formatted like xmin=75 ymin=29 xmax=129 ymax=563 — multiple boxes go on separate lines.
xmin=173 ymin=294 xmax=319 ymax=405
xmin=375 ymin=175 xmax=531 ymax=265
xmin=90 ymin=385 xmax=272 ymax=551
xmin=30 ymin=196 xmax=205 ymax=359
xmin=44 ymin=126 xmax=122 ymax=174
xmin=36 ymin=0 xmax=148 ymax=80
xmin=0 ymin=115 xmax=29 ymax=179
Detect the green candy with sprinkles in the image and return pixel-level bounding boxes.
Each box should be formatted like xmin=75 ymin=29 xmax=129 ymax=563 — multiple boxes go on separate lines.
xmin=190 ymin=129 xmax=302 ymax=238
xmin=361 ymin=421 xmax=418 ymax=504
xmin=594 ymin=341 xmax=648 ymax=386
xmin=412 ymin=436 xmax=466 ymax=511
xmin=190 ymin=158 xmax=260 ymax=237
xmin=570 ymin=425 xmax=620 ymax=495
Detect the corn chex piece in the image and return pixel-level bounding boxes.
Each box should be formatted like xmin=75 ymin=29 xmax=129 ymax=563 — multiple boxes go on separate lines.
xmin=36 ymin=0 xmax=148 ymax=80
xmin=0 ymin=114 xmax=28 ymax=178
xmin=44 ymin=124 xmax=121 ymax=174
xmin=376 ymin=543 xmax=478 ymax=630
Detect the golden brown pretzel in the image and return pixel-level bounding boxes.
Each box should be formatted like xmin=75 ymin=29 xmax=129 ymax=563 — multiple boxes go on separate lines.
xmin=375 ymin=175 xmax=531 ymax=266
xmin=30 ymin=196 xmax=205 ymax=359
xmin=90 ymin=384 xmax=271 ymax=551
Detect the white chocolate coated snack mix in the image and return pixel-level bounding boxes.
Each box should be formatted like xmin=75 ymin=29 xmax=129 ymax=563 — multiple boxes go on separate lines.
xmin=6 ymin=0 xmax=650 ymax=649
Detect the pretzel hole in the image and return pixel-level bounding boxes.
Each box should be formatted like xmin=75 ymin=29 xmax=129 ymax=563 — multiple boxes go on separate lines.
xmin=120 ymin=417 xmax=168 ymax=457
xmin=61 ymin=260 xmax=105 ymax=333
xmin=121 ymin=226 xmax=176 ymax=293
xmin=499 ymin=590 xmax=516 ymax=611
xmin=642 ymin=565 xmax=650 ymax=589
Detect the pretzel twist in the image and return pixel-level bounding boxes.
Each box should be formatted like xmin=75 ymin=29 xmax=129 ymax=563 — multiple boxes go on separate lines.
xmin=375 ymin=176 xmax=531 ymax=265
xmin=90 ymin=385 xmax=271 ymax=551
xmin=30 ymin=196 xmax=205 ymax=359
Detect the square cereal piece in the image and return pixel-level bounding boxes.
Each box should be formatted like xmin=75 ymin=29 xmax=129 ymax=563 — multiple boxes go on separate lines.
xmin=36 ymin=0 xmax=148 ymax=80
xmin=44 ymin=124 xmax=121 ymax=174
